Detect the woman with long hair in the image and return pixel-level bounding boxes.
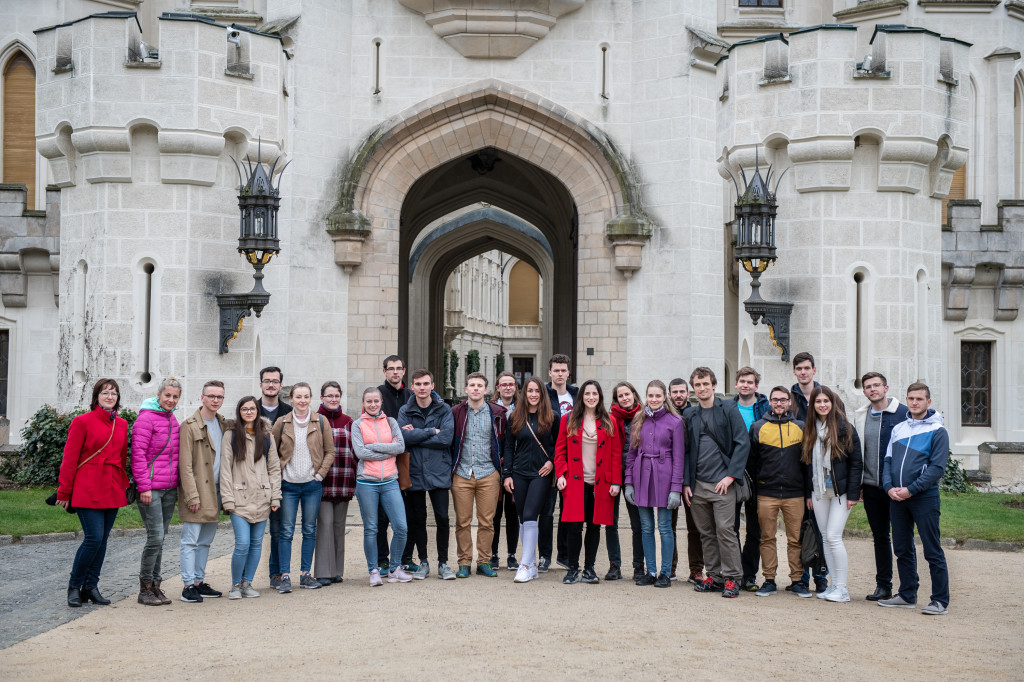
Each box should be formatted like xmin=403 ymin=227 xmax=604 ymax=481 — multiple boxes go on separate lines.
xmin=554 ymin=380 xmax=621 ymax=584
xmin=607 ymin=381 xmax=643 ymax=581
xmin=352 ymin=386 xmax=410 ymax=586
xmin=57 ymin=379 xmax=130 ymax=607
xmin=624 ymin=380 xmax=685 ymax=588
xmin=313 ymin=380 xmax=355 ymax=586
xmin=220 ymin=396 xmax=281 ymax=599
xmin=132 ymin=376 xmax=182 ymax=606
xmin=490 ymin=370 xmax=520 ymax=570
xmin=502 ymin=376 xmax=556 ymax=583
xmin=800 ymin=385 xmax=863 ymax=603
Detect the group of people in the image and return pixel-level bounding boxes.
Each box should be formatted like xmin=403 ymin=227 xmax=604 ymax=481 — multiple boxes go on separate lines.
xmin=55 ymin=351 xmax=951 ymax=615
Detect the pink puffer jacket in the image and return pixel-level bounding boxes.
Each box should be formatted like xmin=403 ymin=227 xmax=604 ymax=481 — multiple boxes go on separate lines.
xmin=131 ymin=400 xmax=180 ymax=492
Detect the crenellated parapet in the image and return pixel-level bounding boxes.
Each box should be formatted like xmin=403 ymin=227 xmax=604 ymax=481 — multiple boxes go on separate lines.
xmin=717 ymin=24 xmax=970 ymax=195
xmin=33 ymin=11 xmax=286 ymax=188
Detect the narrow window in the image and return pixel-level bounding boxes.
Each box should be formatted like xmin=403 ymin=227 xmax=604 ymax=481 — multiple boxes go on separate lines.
xmin=853 ymin=271 xmax=867 ymax=388
xmin=141 ymin=262 xmax=155 ymax=384
xmin=915 ymin=269 xmax=928 ymax=380
xmin=0 ymin=329 xmax=8 ymax=416
xmin=739 ymin=0 xmax=782 ymax=6
xmin=942 ymin=163 xmax=966 ymax=226
xmin=960 ymin=341 xmax=991 ymax=427
xmin=3 ymin=53 xmax=36 ymax=210
xmin=600 ymin=44 xmax=609 ymax=100
xmin=73 ymin=261 xmax=87 ymax=383
xmin=373 ymin=39 xmax=382 ymax=95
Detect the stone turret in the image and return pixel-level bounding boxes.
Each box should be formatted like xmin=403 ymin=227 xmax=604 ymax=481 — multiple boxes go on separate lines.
xmin=33 ymin=11 xmax=286 ymax=407
xmin=718 ymin=24 xmax=970 ymax=405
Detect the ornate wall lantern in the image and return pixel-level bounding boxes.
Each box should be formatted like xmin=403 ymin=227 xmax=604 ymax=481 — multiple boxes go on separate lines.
xmin=726 ymin=149 xmax=793 ymax=361
xmin=216 ymin=143 xmax=289 ymax=353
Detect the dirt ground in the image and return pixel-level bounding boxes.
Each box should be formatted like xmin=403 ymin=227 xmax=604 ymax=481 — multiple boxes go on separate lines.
xmin=2 ymin=524 xmax=1022 ymax=681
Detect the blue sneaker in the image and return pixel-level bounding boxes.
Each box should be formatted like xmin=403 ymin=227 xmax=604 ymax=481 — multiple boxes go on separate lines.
xmin=476 ymin=563 xmax=498 ymax=577
xmin=791 ymin=582 xmax=812 ymax=598
xmin=755 ymin=580 xmax=777 ymax=597
xmin=456 ymin=565 xmax=471 ymax=579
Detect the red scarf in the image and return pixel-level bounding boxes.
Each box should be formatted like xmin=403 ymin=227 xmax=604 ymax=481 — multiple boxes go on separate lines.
xmin=610 ymin=403 xmax=641 ymax=441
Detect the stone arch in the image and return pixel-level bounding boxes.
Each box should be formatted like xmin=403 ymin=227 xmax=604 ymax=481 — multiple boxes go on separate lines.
xmin=331 ymin=80 xmax=653 ymax=395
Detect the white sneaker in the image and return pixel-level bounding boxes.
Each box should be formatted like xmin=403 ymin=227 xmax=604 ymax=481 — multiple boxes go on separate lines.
xmin=528 ymin=563 xmax=538 ymax=581
xmin=825 ymin=586 xmax=850 ymax=603
xmin=228 ymin=583 xmax=242 ymax=600
xmin=513 ymin=564 xmax=532 ymax=583
xmin=816 ymin=585 xmax=835 ymax=600
xmin=437 ymin=562 xmax=456 ymax=580
xmin=240 ymin=581 xmax=259 ymax=598
xmin=388 ymin=566 xmax=413 ymax=583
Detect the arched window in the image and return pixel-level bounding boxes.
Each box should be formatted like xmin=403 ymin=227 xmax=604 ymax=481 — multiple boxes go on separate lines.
xmin=1015 ymin=73 xmax=1023 ymax=199
xmin=2 ymin=52 xmax=36 ymax=210
xmin=508 ymin=261 xmax=540 ymax=325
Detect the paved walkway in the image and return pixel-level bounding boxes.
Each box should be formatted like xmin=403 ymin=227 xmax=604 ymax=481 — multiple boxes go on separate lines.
xmin=0 ymin=526 xmax=235 ymax=650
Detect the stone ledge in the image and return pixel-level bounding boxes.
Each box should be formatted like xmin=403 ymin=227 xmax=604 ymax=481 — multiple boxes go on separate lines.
xmin=0 ymin=535 xmax=12 ymax=546
xmin=20 ymin=532 xmax=77 ymax=544
xmin=834 ymin=0 xmax=908 ymax=21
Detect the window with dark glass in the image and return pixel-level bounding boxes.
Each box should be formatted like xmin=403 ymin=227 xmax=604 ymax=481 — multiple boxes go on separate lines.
xmin=0 ymin=330 xmax=8 ymax=416
xmin=739 ymin=0 xmax=782 ymax=6
xmin=961 ymin=341 xmax=991 ymax=427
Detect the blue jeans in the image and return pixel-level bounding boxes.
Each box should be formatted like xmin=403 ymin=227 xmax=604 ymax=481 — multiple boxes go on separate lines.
xmin=637 ymin=506 xmax=675 ymax=577
xmin=180 ymin=521 xmax=218 ymax=585
xmin=891 ymin=493 xmax=949 ymax=607
xmin=229 ymin=514 xmax=268 ymax=585
xmin=355 ymin=480 xmax=408 ymax=573
xmin=267 ymin=508 xmax=281 ymax=577
xmin=279 ymin=479 xmax=322 ymax=575
xmin=70 ymin=508 xmax=118 ymax=589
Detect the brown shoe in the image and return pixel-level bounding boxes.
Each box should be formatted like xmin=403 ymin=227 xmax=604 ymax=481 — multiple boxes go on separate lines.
xmin=152 ymin=580 xmax=172 ymax=605
xmin=138 ymin=579 xmax=162 ymax=606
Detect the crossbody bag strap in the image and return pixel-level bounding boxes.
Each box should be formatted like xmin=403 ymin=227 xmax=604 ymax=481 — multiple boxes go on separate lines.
xmin=525 ymin=419 xmax=549 ymax=460
xmin=77 ymin=419 xmax=117 ymax=470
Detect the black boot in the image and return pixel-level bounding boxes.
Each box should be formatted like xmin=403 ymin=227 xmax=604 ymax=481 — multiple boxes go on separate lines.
xmin=82 ymin=587 xmax=111 ymax=605
xmin=604 ymin=562 xmax=622 ymax=581
xmin=866 ymin=585 xmax=892 ymax=601
xmin=67 ymin=587 xmax=82 ymax=608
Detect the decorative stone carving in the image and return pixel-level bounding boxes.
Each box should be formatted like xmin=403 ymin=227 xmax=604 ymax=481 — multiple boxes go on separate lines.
xmin=605 ymin=212 xmax=652 ymax=279
xmin=397 ymin=1 xmax=585 ymax=58
xmin=326 ymin=207 xmax=372 ymax=273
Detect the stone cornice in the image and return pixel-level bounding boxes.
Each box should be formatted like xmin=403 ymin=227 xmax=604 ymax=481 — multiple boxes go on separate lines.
xmin=834 ymin=0 xmax=909 ymax=22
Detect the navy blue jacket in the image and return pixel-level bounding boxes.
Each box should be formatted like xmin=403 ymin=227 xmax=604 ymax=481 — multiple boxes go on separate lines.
xmin=882 ymin=409 xmax=949 ymax=498
xmin=546 ymin=383 xmax=578 ymax=424
xmin=791 ymin=381 xmax=820 ymax=422
xmin=397 ymin=394 xmax=455 ymax=491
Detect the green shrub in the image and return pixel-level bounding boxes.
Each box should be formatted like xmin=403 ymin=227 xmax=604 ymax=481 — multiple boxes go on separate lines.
xmin=0 ymin=405 xmax=138 ymax=487
xmin=466 ymin=349 xmax=481 ymax=374
xmin=940 ymin=453 xmax=975 ymax=495
xmin=495 ymin=354 xmax=505 ymax=376
xmin=448 ymin=349 xmax=459 ymax=392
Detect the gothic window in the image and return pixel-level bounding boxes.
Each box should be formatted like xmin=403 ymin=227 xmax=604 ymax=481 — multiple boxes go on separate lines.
xmin=960 ymin=341 xmax=991 ymax=427
xmin=2 ymin=52 xmax=36 ymax=210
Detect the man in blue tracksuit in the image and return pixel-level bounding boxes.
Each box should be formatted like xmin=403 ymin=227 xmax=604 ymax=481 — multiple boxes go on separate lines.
xmin=879 ymin=382 xmax=950 ymax=615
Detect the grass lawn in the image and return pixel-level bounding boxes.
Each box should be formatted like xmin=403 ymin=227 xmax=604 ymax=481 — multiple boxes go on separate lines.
xmin=846 ymin=492 xmax=1024 ymax=544
xmin=0 ymin=487 xmax=190 ymax=539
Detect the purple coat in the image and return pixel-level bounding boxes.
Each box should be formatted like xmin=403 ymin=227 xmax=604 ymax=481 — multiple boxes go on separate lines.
xmin=624 ymin=408 xmax=685 ymax=507
xmin=131 ymin=405 xmax=180 ymax=492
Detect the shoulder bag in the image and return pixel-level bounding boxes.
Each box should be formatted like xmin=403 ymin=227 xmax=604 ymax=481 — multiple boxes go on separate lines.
xmin=698 ymin=409 xmax=754 ymax=503
xmin=45 ymin=419 xmax=117 ymax=514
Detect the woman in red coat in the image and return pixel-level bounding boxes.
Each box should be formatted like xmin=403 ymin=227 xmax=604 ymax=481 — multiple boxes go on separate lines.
xmin=57 ymin=379 xmax=130 ymax=607
xmin=554 ymin=380 xmax=621 ymax=585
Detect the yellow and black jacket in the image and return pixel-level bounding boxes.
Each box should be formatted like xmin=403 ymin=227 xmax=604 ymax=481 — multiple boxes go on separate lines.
xmin=748 ymin=413 xmax=806 ymax=499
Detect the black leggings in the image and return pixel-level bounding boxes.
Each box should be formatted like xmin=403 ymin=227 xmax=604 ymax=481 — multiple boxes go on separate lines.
xmin=512 ymin=474 xmax=551 ymax=524
xmin=403 ymin=488 xmax=450 ymax=564
xmin=492 ymin=486 xmax=520 ymax=556
xmin=565 ymin=483 xmax=601 ymax=570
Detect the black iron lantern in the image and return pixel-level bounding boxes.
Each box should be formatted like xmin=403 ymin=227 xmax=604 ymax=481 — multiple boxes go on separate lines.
xmin=216 ymin=143 xmax=289 ymax=353
xmin=726 ymin=149 xmax=793 ymax=361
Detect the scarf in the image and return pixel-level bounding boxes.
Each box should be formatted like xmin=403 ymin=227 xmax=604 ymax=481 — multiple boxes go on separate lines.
xmin=812 ymin=420 xmax=833 ymax=500
xmin=610 ymin=403 xmax=641 ymax=439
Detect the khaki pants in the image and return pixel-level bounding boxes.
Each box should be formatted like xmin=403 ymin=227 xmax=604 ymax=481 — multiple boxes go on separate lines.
xmin=757 ymin=495 xmax=804 ymax=582
xmin=689 ymin=479 xmax=740 ymax=583
xmin=452 ymin=472 xmax=501 ymax=566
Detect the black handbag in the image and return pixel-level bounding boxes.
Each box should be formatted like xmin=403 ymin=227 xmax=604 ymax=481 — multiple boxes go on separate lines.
xmin=800 ymin=511 xmax=828 ymax=574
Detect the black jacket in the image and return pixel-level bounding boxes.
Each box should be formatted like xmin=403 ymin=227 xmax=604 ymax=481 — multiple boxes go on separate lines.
xmin=803 ymin=421 xmax=864 ymax=502
xmin=546 ymin=383 xmax=578 ymax=424
xmin=790 ymin=382 xmax=820 ymax=422
xmin=378 ymin=382 xmax=413 ymax=420
xmin=748 ymin=413 xmax=806 ymax=499
xmin=259 ymin=399 xmax=291 ymax=426
xmin=502 ymin=413 xmax=557 ymax=479
xmin=397 ymin=394 xmax=455 ymax=491
xmin=682 ymin=397 xmax=750 ymax=487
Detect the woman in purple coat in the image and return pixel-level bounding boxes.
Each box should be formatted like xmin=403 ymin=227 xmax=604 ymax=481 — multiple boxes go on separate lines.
xmin=624 ymin=380 xmax=685 ymax=588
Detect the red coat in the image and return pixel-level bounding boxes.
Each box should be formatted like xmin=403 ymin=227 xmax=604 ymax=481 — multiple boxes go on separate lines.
xmin=554 ymin=413 xmax=621 ymax=525
xmin=57 ymin=407 xmax=130 ymax=509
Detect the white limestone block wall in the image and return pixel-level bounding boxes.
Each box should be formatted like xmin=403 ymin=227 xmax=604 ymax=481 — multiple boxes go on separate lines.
xmin=718 ymin=25 xmax=969 ymax=410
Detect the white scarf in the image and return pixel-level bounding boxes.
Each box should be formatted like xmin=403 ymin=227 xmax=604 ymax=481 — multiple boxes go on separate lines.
xmin=812 ymin=421 xmax=834 ymax=501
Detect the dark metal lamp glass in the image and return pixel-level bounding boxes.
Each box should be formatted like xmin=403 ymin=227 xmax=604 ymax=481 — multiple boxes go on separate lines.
xmin=726 ymin=149 xmax=793 ymax=361
xmin=216 ymin=144 xmax=289 ymax=353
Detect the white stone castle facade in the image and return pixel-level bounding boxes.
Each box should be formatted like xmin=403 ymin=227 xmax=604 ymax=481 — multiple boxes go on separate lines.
xmin=0 ymin=1 xmax=1021 ymax=484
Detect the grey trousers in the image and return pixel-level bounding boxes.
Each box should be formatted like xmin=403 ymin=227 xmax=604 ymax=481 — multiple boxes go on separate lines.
xmin=689 ymin=479 xmax=741 ymax=583
xmin=138 ymin=488 xmax=177 ymax=582
xmin=313 ymin=499 xmax=349 ymax=579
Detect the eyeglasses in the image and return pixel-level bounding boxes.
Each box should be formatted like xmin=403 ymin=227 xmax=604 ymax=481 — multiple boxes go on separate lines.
xmin=770 ymin=398 xmax=790 ymax=404
xmin=203 ymin=394 xmax=225 ymax=401
xmin=261 ymin=379 xmax=281 ymax=385
xmin=498 ymin=383 xmax=516 ymax=389
xmin=99 ymin=391 xmax=118 ymax=398
xmin=240 ymin=406 xmax=258 ymax=413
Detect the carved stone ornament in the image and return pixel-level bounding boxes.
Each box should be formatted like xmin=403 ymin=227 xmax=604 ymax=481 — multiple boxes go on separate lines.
xmin=397 ymin=1 xmax=585 ymax=58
